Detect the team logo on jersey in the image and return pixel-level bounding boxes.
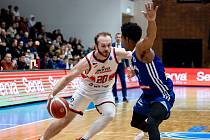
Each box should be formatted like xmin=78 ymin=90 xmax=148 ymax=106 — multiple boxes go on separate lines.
xmin=95 ymin=66 xmax=111 ymax=74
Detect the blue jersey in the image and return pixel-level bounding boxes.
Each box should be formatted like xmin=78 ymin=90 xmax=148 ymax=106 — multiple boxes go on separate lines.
xmin=132 ymin=51 xmax=175 ymax=113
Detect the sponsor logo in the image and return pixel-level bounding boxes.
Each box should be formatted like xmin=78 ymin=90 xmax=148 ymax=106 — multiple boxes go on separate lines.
xmin=166 ymin=73 xmax=187 ymax=81
xmin=88 ymin=83 xmax=109 ymax=88
xmin=95 ymin=66 xmax=111 ymax=74
xmin=22 ymin=77 xmax=45 ymax=93
xmin=0 ymin=81 xmax=19 ymax=95
xmin=196 ymin=71 xmax=210 ymax=82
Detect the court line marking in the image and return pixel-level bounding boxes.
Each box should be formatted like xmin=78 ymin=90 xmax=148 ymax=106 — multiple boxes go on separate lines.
xmin=0 ymin=108 xmax=96 ymax=132
xmin=0 ymin=124 xmax=18 ymax=126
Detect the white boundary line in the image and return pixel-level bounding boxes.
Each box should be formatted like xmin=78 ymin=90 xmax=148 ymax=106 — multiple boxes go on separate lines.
xmin=0 ymin=107 xmax=96 ymax=132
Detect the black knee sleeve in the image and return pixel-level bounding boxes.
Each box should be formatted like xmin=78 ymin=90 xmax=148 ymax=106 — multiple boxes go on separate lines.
xmin=131 ymin=120 xmax=148 ymax=132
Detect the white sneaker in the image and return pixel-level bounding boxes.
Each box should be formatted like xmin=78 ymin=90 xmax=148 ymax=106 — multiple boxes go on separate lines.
xmin=134 ymin=131 xmax=144 ymax=140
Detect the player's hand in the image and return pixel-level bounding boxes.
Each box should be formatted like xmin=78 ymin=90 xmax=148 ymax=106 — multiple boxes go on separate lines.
xmin=127 ymin=67 xmax=135 ymax=78
xmin=141 ymin=2 xmax=158 ymax=22
xmin=47 ymin=93 xmax=54 ymax=106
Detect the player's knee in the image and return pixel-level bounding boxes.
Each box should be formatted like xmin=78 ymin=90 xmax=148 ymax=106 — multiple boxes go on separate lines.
xmin=60 ymin=113 xmax=75 ymax=126
xmin=130 ymin=120 xmax=148 ymax=132
xmin=147 ymin=117 xmax=158 ymax=129
xmin=103 ymin=110 xmax=115 ymax=121
xmin=130 ymin=120 xmax=137 ymax=128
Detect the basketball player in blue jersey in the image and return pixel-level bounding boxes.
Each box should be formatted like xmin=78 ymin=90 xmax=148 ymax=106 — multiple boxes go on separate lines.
xmin=121 ymin=2 xmax=175 ymax=140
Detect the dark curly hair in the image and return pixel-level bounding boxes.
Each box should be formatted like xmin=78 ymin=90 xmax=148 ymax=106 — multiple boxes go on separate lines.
xmin=121 ymin=22 xmax=142 ymax=43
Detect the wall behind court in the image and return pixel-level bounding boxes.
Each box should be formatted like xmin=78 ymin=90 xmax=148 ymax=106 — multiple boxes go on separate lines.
xmin=154 ymin=0 xmax=210 ymax=67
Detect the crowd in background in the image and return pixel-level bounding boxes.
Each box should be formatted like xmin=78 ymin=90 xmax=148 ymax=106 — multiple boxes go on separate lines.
xmin=0 ymin=5 xmax=94 ymax=71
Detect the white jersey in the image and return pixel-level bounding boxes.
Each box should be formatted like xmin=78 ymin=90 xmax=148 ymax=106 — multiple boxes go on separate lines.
xmin=79 ymin=47 xmax=119 ymax=95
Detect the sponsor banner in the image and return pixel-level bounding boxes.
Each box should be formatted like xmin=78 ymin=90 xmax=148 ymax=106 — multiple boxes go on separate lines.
xmin=0 ymin=68 xmax=209 ymax=107
xmin=0 ymin=70 xmax=80 ymax=107
xmin=165 ymin=68 xmax=210 ymax=86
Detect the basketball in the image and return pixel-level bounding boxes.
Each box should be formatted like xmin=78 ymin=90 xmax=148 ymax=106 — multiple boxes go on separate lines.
xmin=47 ymin=97 xmax=70 ymax=119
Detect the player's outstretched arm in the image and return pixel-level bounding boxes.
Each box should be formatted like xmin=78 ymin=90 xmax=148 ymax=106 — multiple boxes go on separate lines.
xmin=52 ymin=57 xmax=89 ymax=96
xmin=135 ymin=2 xmax=158 ymax=63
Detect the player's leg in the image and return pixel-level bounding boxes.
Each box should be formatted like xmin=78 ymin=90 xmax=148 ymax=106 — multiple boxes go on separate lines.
xmin=131 ymin=111 xmax=148 ymax=131
xmin=130 ymin=96 xmax=150 ymax=140
xmin=130 ymin=111 xmax=148 ymax=140
xmin=80 ymin=92 xmax=116 ymax=140
xmin=40 ymin=92 xmax=90 ymax=140
xmin=146 ymin=102 xmax=168 ymax=140
xmin=40 ymin=111 xmax=76 ymax=140
xmin=81 ymin=102 xmax=116 ymax=140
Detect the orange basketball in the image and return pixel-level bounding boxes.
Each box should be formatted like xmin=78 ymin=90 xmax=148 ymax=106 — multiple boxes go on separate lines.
xmin=47 ymin=97 xmax=70 ymax=119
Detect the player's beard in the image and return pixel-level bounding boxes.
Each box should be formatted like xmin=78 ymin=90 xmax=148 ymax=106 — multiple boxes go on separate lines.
xmin=97 ymin=46 xmax=109 ymax=58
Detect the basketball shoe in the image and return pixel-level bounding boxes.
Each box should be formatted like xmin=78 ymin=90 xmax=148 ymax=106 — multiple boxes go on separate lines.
xmin=76 ymin=137 xmax=86 ymax=140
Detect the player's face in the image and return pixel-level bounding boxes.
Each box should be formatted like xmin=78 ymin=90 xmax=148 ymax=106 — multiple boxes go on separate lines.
xmin=97 ymin=35 xmax=112 ymax=57
xmin=121 ymin=35 xmax=134 ymax=51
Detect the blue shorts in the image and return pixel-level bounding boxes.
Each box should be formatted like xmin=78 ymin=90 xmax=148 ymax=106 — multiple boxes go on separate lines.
xmin=133 ymin=89 xmax=175 ymax=117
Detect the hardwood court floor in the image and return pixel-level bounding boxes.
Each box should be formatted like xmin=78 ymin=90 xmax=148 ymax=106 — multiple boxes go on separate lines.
xmin=0 ymin=87 xmax=210 ymax=140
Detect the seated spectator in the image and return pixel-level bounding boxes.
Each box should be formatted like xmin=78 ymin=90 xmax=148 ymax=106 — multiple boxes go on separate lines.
xmin=12 ymin=6 xmax=20 ymax=17
xmin=0 ymin=53 xmax=17 ymax=70
xmin=40 ymin=53 xmax=50 ymax=69
xmin=48 ymin=55 xmax=59 ymax=69
xmin=28 ymin=14 xmax=36 ymax=30
xmin=17 ymin=54 xmax=29 ymax=70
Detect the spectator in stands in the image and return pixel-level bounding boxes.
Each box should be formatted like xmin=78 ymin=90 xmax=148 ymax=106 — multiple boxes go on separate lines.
xmin=64 ymin=43 xmax=73 ymax=59
xmin=28 ymin=39 xmax=38 ymax=55
xmin=40 ymin=53 xmax=51 ymax=69
xmin=57 ymin=55 xmax=67 ymax=69
xmin=36 ymin=33 xmax=49 ymax=60
xmin=28 ymin=14 xmax=36 ymax=29
xmin=20 ymin=31 xmax=29 ymax=46
xmin=0 ymin=53 xmax=17 ymax=70
xmin=24 ymin=49 xmax=34 ymax=67
xmin=12 ymin=40 xmax=24 ymax=59
xmin=1 ymin=21 xmax=6 ymax=30
xmin=7 ymin=39 xmax=18 ymax=58
xmin=7 ymin=22 xmax=18 ymax=38
xmin=12 ymin=6 xmax=20 ymax=18
xmin=8 ymin=5 xmax=13 ymax=16
xmin=17 ymin=54 xmax=29 ymax=70
xmin=53 ymin=34 xmax=62 ymax=48
xmin=0 ymin=29 xmax=10 ymax=57
xmin=48 ymin=55 xmax=59 ymax=69
xmin=19 ymin=17 xmax=29 ymax=34
xmin=0 ymin=37 xmax=6 ymax=59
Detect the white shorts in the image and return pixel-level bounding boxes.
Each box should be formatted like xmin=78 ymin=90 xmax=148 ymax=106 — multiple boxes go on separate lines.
xmin=69 ymin=89 xmax=115 ymax=112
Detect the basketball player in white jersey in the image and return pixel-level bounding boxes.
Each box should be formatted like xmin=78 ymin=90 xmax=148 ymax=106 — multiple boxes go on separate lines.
xmin=40 ymin=32 xmax=132 ymax=140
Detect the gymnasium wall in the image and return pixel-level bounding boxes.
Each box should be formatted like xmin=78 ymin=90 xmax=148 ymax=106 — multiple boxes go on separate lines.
xmin=153 ymin=0 xmax=210 ymax=67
